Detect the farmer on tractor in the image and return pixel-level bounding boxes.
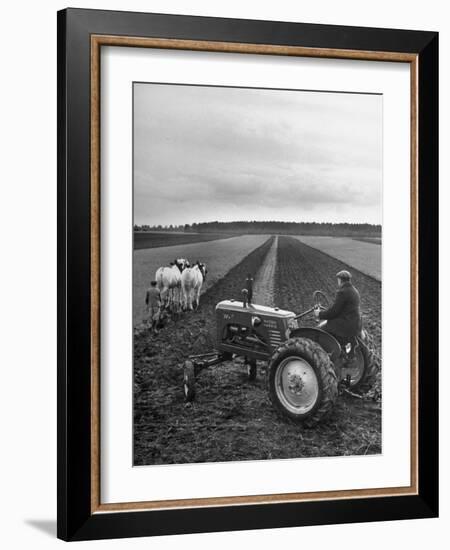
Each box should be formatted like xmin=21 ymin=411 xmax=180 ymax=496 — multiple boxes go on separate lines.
xmin=183 ymin=269 xmax=378 ymax=425
xmin=314 ymin=270 xmax=362 ymax=359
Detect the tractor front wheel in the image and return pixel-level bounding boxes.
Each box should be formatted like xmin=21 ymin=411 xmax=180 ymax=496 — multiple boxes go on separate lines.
xmin=267 ymin=337 xmax=338 ymax=427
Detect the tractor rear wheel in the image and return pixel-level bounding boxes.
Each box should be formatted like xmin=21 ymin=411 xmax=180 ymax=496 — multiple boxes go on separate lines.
xmin=183 ymin=360 xmax=196 ymax=402
xmin=339 ymin=343 xmax=367 ymax=388
xmin=351 ymin=332 xmax=380 ymax=393
xmin=267 ymin=337 xmax=338 ymax=427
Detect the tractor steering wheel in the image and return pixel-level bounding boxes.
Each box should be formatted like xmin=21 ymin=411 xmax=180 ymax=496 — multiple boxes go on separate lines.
xmin=313 ymin=290 xmax=329 ymax=311
xmin=294 ymin=290 xmax=330 ymax=321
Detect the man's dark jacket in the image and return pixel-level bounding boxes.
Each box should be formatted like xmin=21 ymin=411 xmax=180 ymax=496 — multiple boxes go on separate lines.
xmin=318 ymin=281 xmax=362 ymax=338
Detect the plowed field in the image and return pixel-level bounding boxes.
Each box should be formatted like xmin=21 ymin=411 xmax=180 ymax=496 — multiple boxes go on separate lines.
xmin=134 ymin=235 xmax=382 ymax=466
xmin=275 ymin=237 xmax=381 ymax=351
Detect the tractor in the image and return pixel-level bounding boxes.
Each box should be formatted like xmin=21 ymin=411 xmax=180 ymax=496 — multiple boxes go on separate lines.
xmin=183 ymin=290 xmax=378 ymax=426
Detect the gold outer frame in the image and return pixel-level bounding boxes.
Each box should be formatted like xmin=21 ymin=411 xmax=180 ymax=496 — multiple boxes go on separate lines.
xmin=90 ymin=35 xmax=419 ymax=514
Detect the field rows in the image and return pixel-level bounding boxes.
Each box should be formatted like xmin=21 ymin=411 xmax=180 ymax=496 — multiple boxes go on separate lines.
xmin=294 ymin=236 xmax=382 ymax=281
xmin=252 ymin=236 xmax=278 ymax=307
xmin=133 ymin=236 xmax=275 ymax=464
xmin=134 ymin=234 xmax=382 ymax=466
xmin=275 ymin=236 xmax=382 ymax=350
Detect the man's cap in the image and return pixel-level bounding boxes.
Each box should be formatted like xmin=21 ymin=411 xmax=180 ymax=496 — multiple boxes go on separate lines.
xmin=336 ymin=270 xmax=352 ymax=280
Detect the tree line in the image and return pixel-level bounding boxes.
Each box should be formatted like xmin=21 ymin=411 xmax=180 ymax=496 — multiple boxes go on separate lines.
xmin=134 ymin=221 xmax=381 ymax=237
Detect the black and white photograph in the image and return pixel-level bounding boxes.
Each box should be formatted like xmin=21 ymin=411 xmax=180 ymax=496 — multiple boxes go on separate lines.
xmin=133 ymin=82 xmax=382 ymax=466
xmin=1 ymin=0 xmax=443 ymax=545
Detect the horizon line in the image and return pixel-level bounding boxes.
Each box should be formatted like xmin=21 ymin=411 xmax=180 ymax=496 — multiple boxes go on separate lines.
xmin=134 ymin=220 xmax=382 ymax=227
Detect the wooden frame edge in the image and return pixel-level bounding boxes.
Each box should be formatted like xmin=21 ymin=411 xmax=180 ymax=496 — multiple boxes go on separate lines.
xmin=89 ymin=34 xmax=419 ymax=514
xmin=91 ymin=34 xmax=417 ymax=62
xmin=94 ymin=489 xmax=419 ymax=515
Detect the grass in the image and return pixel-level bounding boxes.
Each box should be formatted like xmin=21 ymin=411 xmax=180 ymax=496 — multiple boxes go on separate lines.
xmin=294 ymin=236 xmax=382 ymax=281
xmin=134 ymin=231 xmax=238 ymax=250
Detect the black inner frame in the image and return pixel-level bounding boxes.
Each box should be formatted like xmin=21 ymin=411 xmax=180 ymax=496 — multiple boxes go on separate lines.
xmin=57 ymin=8 xmax=438 ymax=542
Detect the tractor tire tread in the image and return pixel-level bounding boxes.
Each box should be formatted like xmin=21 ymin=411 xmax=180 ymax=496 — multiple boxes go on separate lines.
xmin=267 ymin=337 xmax=338 ymax=427
xmin=353 ymin=332 xmax=380 ymax=394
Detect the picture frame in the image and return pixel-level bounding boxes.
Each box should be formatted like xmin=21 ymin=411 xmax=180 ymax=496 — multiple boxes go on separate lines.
xmin=57 ymin=7 xmax=438 ymax=542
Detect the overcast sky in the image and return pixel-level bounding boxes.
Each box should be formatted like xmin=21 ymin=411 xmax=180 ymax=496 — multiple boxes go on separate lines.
xmin=134 ymin=83 xmax=382 ymax=226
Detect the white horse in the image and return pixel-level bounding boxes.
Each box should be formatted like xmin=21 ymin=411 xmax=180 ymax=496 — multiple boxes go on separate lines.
xmin=155 ymin=258 xmax=189 ymax=312
xmin=155 ymin=265 xmax=181 ymax=310
xmin=174 ymin=258 xmax=189 ymax=272
xmin=181 ymin=262 xmax=207 ymax=310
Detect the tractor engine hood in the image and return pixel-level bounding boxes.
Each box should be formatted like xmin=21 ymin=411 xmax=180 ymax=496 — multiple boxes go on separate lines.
xmin=216 ymin=300 xmax=295 ymax=319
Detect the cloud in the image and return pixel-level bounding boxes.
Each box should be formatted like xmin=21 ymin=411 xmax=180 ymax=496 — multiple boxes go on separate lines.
xmin=133 ymin=83 xmax=382 ymax=225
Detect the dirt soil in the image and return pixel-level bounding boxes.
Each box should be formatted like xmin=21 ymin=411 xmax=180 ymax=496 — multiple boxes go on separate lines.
xmin=275 ymin=236 xmax=381 ymax=351
xmin=252 ymin=236 xmax=278 ymax=307
xmin=133 ymin=235 xmax=382 ymax=466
